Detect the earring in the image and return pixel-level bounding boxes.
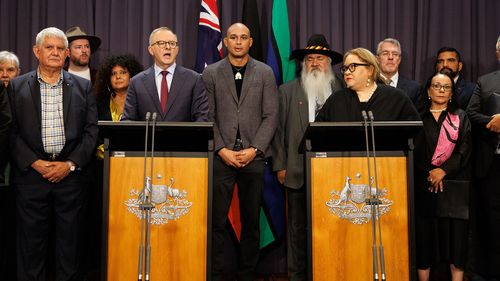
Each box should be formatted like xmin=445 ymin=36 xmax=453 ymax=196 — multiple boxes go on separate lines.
xmin=428 ymin=96 xmax=431 ymax=100
xmin=366 ymin=78 xmax=371 ymax=87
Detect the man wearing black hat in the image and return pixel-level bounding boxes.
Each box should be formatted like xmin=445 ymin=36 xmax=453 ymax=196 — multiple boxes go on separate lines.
xmin=65 ymin=26 xmax=101 ymax=83
xmin=271 ymin=34 xmax=344 ymax=281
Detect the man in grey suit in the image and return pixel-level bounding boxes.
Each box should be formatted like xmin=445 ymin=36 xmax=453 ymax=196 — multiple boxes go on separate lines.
xmin=202 ymin=23 xmax=278 ymax=281
xmin=466 ymin=34 xmax=500 ymax=280
xmin=376 ymin=38 xmax=421 ymax=105
xmin=123 ymin=27 xmax=208 ymax=121
xmin=271 ymin=34 xmax=344 ymax=281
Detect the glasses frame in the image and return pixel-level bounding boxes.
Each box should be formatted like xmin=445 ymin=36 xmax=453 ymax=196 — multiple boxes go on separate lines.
xmin=340 ymin=63 xmax=370 ymax=74
xmin=152 ymin=40 xmax=178 ymax=49
xmin=430 ymin=83 xmax=452 ymax=92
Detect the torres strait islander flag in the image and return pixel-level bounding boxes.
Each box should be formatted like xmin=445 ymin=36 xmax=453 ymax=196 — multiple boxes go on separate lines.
xmin=195 ymin=0 xmax=223 ymax=73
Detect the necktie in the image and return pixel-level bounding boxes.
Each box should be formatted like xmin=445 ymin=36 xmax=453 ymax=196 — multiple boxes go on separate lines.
xmin=160 ymin=70 xmax=169 ymax=112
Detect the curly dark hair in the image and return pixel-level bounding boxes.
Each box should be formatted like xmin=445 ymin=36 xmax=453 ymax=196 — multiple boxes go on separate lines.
xmin=94 ymin=54 xmax=143 ymax=100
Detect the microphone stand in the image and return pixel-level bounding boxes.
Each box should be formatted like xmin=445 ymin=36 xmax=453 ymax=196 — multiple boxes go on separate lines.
xmin=362 ymin=110 xmax=379 ymax=281
xmin=368 ymin=111 xmax=386 ymax=281
xmin=144 ymin=112 xmax=157 ymax=281
xmin=137 ymin=112 xmax=151 ymax=281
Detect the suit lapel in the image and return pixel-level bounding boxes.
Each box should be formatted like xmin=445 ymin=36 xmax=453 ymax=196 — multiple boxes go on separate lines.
xmin=62 ymin=72 xmax=73 ymax=126
xmin=142 ymin=67 xmax=163 ymax=114
xmin=28 ymin=72 xmax=42 ymax=124
xmin=220 ymin=59 xmax=239 ymax=104
xmin=239 ymin=58 xmax=255 ymax=105
xmin=165 ymin=66 xmax=184 ymax=116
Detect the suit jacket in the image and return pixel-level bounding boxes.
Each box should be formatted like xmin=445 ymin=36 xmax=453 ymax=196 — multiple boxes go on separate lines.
xmin=455 ymin=76 xmax=476 ymax=110
xmin=466 ymin=70 xmax=500 ymax=178
xmin=7 ymin=70 xmax=98 ymax=184
xmin=0 ymin=84 xmax=12 ymax=184
xmin=202 ymin=57 xmax=279 ymax=157
xmin=272 ymin=76 xmax=344 ymax=189
xmin=397 ymin=75 xmax=421 ymax=105
xmin=122 ymin=65 xmax=208 ymax=121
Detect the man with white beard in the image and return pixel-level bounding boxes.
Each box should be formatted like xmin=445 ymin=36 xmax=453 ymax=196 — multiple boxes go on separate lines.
xmin=272 ymin=34 xmax=344 ymax=281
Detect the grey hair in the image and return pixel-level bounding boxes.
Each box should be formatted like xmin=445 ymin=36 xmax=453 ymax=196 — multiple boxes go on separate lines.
xmin=0 ymin=51 xmax=20 ymax=69
xmin=35 ymin=27 xmax=68 ymax=48
xmin=149 ymin=27 xmax=176 ymax=46
xmin=376 ymin=38 xmax=401 ymax=55
xmin=496 ymin=35 xmax=500 ymax=52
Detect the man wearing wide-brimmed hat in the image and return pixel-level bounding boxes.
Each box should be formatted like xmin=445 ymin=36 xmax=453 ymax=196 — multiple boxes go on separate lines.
xmin=65 ymin=26 xmax=101 ymax=83
xmin=271 ymin=34 xmax=344 ymax=281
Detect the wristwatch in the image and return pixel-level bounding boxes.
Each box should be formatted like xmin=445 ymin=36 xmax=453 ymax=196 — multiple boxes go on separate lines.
xmin=66 ymin=161 xmax=76 ymax=172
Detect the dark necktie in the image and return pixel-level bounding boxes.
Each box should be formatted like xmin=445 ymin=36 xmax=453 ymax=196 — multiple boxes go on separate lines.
xmin=161 ymin=70 xmax=169 ymax=112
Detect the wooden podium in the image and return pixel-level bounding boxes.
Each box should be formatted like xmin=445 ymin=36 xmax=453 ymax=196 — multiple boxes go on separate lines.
xmin=99 ymin=121 xmax=213 ymax=281
xmin=304 ymin=121 xmax=422 ymax=281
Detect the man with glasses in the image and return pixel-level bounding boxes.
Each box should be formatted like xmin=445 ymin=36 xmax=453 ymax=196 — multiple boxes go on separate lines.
xmin=376 ymin=38 xmax=421 ymax=105
xmin=123 ymin=26 xmax=208 ymax=121
xmin=271 ymin=34 xmax=344 ymax=281
xmin=435 ymin=47 xmax=476 ymax=110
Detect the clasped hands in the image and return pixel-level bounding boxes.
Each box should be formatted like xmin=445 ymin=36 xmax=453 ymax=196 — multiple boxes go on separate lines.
xmin=427 ymin=167 xmax=446 ymax=193
xmin=486 ymin=114 xmax=500 ymax=133
xmin=218 ymin=147 xmax=257 ymax=168
xmin=31 ymin=159 xmax=71 ymax=183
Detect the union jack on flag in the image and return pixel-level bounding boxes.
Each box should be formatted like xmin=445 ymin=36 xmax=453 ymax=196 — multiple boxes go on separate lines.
xmin=195 ymin=0 xmax=222 ymax=73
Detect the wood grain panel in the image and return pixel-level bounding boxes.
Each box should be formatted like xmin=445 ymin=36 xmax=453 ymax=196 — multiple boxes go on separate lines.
xmin=311 ymin=156 xmax=409 ymax=280
xmin=107 ymin=157 xmax=208 ymax=281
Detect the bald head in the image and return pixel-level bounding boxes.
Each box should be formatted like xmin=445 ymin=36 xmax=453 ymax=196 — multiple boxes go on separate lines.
xmin=224 ymin=22 xmax=253 ymax=62
xmin=226 ymin=23 xmax=251 ymax=38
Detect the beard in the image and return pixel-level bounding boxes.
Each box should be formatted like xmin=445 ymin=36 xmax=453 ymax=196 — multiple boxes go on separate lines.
xmin=70 ymin=55 xmax=90 ymax=67
xmin=439 ymin=67 xmax=459 ymax=78
xmin=301 ymin=63 xmax=335 ymax=107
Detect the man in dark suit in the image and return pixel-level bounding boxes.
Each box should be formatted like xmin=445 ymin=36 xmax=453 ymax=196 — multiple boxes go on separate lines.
xmin=435 ymin=47 xmax=476 ymax=110
xmin=466 ymin=34 xmax=500 ymax=280
xmin=123 ymin=26 xmax=208 ymax=121
xmin=0 ymin=83 xmax=11 ymax=184
xmin=376 ymin=38 xmax=421 ymax=105
xmin=271 ymin=34 xmax=344 ymax=281
xmin=8 ymin=27 xmax=98 ymax=281
xmin=202 ymin=23 xmax=278 ymax=281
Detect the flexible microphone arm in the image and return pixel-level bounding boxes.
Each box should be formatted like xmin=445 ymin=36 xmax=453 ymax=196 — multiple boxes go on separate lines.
xmin=144 ymin=112 xmax=157 ymax=281
xmin=137 ymin=112 xmax=151 ymax=281
xmin=368 ymin=111 xmax=386 ymax=281
xmin=362 ymin=110 xmax=379 ymax=281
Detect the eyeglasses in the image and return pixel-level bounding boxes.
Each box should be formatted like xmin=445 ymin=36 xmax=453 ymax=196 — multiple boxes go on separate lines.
xmin=152 ymin=40 xmax=178 ymax=49
xmin=378 ymin=51 xmax=401 ymax=58
xmin=111 ymin=70 xmax=129 ymax=77
xmin=340 ymin=63 xmax=370 ymax=74
xmin=430 ymin=83 xmax=452 ymax=92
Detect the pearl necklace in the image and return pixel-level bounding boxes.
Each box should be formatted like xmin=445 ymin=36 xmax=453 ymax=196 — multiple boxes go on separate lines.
xmin=429 ymin=107 xmax=447 ymax=113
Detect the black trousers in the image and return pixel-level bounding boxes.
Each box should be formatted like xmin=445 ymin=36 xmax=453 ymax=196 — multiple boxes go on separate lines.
xmin=212 ymin=157 xmax=264 ymax=281
xmin=476 ymin=155 xmax=500 ymax=279
xmin=15 ymin=179 xmax=85 ymax=281
xmin=287 ymin=186 xmax=307 ymax=281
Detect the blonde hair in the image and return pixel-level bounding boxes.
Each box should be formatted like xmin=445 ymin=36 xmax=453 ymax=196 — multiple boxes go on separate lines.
xmin=344 ymin=47 xmax=385 ymax=84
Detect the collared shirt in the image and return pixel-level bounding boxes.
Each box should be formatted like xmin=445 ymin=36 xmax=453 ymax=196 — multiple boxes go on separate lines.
xmin=38 ymin=69 xmax=66 ymax=155
xmin=381 ymin=72 xmax=399 ymax=87
xmin=154 ymin=63 xmax=176 ymax=101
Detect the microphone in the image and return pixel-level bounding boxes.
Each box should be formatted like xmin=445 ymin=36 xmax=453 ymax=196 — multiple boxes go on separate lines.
xmin=362 ymin=110 xmax=379 ymax=281
xmin=137 ymin=112 xmax=151 ymax=281
xmin=144 ymin=112 xmax=157 ymax=281
xmin=368 ymin=111 xmax=386 ymax=281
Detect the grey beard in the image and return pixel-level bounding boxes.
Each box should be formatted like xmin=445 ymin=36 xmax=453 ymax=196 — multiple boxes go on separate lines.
xmin=301 ymin=66 xmax=334 ymax=107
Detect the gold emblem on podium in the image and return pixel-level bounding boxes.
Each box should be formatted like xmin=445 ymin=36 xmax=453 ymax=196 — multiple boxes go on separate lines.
xmin=125 ymin=177 xmax=192 ymax=225
xmin=326 ymin=175 xmax=393 ymax=225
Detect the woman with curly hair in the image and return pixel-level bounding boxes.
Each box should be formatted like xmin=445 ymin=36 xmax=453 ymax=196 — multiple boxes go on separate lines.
xmin=94 ymin=54 xmax=143 ymax=121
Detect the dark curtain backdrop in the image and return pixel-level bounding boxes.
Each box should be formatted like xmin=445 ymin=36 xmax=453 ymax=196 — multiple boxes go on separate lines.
xmin=1 ymin=0 xmax=499 ymax=85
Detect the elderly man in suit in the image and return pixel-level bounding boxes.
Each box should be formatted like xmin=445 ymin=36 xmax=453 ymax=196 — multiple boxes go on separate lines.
xmin=202 ymin=23 xmax=278 ymax=281
xmin=123 ymin=26 xmax=208 ymax=121
xmin=466 ymin=34 xmax=500 ymax=280
xmin=435 ymin=47 xmax=476 ymax=110
xmin=376 ymin=38 xmax=421 ymax=105
xmin=271 ymin=34 xmax=344 ymax=281
xmin=8 ymin=27 xmax=98 ymax=281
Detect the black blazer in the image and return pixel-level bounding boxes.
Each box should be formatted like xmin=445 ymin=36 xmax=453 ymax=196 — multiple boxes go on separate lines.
xmin=397 ymin=75 xmax=421 ymax=105
xmin=466 ymin=70 xmax=500 ymax=178
xmin=8 ymin=70 xmax=98 ymax=184
xmin=455 ymin=76 xmax=476 ymax=110
xmin=0 ymin=84 xmax=12 ymax=183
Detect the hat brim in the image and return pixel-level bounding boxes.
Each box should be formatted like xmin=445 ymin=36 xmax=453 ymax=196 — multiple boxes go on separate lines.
xmin=291 ymin=49 xmax=343 ymax=65
xmin=68 ymin=35 xmax=101 ymax=53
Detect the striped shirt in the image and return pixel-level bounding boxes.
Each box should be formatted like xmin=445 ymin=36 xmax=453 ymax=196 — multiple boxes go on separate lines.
xmin=38 ymin=69 xmax=66 ymax=155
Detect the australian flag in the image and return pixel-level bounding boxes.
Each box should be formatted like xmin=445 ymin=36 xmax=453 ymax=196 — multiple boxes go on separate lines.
xmin=195 ymin=0 xmax=222 ymax=73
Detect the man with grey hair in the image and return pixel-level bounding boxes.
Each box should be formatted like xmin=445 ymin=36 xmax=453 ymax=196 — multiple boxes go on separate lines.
xmin=272 ymin=34 xmax=344 ymax=281
xmin=0 ymin=50 xmax=21 ymax=87
xmin=123 ymin=26 xmax=208 ymax=121
xmin=7 ymin=27 xmax=98 ymax=281
xmin=376 ymin=38 xmax=421 ymax=105
xmin=466 ymin=34 xmax=500 ymax=281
